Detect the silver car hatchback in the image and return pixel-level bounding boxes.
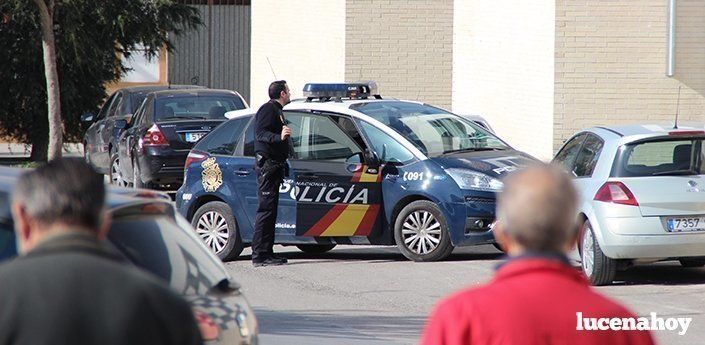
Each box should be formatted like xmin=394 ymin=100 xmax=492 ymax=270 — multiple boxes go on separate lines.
xmin=553 ymin=124 xmax=705 ymax=285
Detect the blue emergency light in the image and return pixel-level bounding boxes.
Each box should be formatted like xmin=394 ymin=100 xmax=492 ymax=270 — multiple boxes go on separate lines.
xmin=303 ymin=81 xmax=380 ymax=101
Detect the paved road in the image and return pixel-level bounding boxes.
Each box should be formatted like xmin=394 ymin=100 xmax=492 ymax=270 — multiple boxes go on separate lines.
xmin=226 ymin=244 xmax=705 ymax=345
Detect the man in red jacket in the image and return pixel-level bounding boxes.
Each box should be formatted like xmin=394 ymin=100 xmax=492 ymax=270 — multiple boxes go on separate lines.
xmin=421 ymin=164 xmax=655 ymax=345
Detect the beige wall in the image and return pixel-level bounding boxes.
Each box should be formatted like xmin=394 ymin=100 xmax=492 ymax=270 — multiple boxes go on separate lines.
xmin=345 ymin=0 xmax=453 ymax=109
xmin=250 ymin=0 xmax=345 ymax=107
xmin=554 ymin=0 xmax=705 ymax=153
xmin=452 ymin=0 xmax=556 ymax=160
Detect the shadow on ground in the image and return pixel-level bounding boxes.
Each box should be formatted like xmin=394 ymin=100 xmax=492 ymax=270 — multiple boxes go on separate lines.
xmin=613 ymin=262 xmax=705 ymax=286
xmin=253 ymin=308 xmax=426 ymax=341
xmin=233 ymin=245 xmax=505 ymax=264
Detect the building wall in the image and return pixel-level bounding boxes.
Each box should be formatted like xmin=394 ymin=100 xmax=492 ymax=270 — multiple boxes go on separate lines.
xmin=452 ymin=0 xmax=556 ymax=160
xmin=345 ymin=0 xmax=453 ymax=109
xmin=250 ymin=0 xmax=345 ymax=107
xmin=554 ymin=0 xmax=705 ymax=153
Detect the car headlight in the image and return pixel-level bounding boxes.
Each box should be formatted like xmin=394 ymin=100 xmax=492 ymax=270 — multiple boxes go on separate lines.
xmin=446 ymin=168 xmax=503 ymax=191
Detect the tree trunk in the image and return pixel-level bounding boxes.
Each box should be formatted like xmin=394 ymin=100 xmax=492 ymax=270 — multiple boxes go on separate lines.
xmin=33 ymin=0 xmax=62 ymax=161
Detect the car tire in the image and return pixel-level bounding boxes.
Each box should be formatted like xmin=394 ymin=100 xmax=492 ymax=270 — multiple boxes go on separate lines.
xmin=109 ymin=153 xmax=129 ymax=187
xmin=679 ymin=258 xmax=705 ymax=268
xmin=394 ymin=200 xmax=453 ymax=262
xmin=295 ymin=244 xmax=337 ymax=254
xmin=192 ymin=201 xmax=243 ymax=261
xmin=580 ymin=220 xmax=617 ymax=286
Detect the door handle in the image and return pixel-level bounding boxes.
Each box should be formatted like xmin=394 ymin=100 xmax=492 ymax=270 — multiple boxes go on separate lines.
xmin=385 ymin=174 xmax=398 ymax=182
xmin=235 ymin=169 xmax=251 ymax=176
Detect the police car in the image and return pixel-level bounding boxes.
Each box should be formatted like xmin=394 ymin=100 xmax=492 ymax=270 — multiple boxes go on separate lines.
xmin=176 ymin=82 xmax=536 ymax=261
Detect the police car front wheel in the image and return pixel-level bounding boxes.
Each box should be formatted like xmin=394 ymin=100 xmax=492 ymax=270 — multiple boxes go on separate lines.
xmin=295 ymin=244 xmax=337 ymax=254
xmin=192 ymin=201 xmax=244 ymax=261
xmin=394 ymin=200 xmax=453 ymax=262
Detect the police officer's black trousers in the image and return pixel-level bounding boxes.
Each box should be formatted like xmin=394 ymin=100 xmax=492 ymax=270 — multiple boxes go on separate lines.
xmin=251 ymin=163 xmax=284 ymax=262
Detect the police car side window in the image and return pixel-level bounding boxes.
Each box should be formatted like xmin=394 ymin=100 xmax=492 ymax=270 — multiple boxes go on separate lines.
xmin=195 ymin=117 xmax=249 ymax=156
xmin=553 ymin=133 xmax=587 ymax=175
xmin=293 ymin=114 xmax=361 ymax=162
xmin=243 ymin=121 xmax=255 ymax=157
xmin=359 ymin=121 xmax=414 ymax=164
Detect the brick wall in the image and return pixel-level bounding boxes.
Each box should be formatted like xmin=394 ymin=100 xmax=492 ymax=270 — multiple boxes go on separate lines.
xmin=250 ymin=0 xmax=345 ymax=107
xmin=452 ymin=0 xmax=556 ymax=160
xmin=345 ymin=0 xmax=453 ymax=109
xmin=554 ymin=0 xmax=705 ymax=153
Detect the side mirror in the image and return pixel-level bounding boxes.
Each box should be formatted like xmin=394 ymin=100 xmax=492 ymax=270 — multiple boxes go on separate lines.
xmin=80 ymin=113 xmax=95 ymax=123
xmin=364 ymin=148 xmax=380 ymax=169
xmin=114 ymin=119 xmax=128 ymax=130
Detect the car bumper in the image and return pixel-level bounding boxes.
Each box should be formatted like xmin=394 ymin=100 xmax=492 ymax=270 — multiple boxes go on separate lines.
xmin=139 ymin=148 xmax=189 ymax=185
xmin=597 ymin=216 xmax=705 ymax=259
xmin=446 ymin=193 xmax=497 ymax=246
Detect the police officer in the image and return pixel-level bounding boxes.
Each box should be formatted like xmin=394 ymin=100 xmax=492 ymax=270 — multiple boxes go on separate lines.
xmin=252 ymin=80 xmax=292 ymax=267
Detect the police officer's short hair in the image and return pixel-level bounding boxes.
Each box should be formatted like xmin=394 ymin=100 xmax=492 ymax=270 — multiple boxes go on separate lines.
xmin=12 ymin=158 xmax=106 ymax=231
xmin=268 ymin=80 xmax=288 ymax=100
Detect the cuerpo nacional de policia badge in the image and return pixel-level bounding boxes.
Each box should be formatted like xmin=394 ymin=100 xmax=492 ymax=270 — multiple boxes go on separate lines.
xmin=201 ymin=157 xmax=223 ymax=192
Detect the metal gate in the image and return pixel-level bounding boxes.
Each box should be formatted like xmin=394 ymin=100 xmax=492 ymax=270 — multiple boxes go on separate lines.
xmin=169 ymin=0 xmax=251 ymax=103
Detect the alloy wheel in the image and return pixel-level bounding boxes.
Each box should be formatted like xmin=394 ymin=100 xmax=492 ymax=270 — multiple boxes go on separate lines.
xmin=111 ymin=158 xmax=128 ymax=187
xmin=196 ymin=211 xmax=229 ymax=254
xmin=401 ymin=210 xmax=442 ymax=255
xmin=582 ymin=226 xmax=595 ymax=277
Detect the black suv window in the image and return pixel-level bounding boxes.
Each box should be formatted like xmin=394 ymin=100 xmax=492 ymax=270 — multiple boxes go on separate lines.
xmin=572 ymin=134 xmax=604 ymax=177
xmin=195 ymin=117 xmax=250 ymax=156
xmin=108 ymin=92 xmax=124 ymax=117
xmin=553 ymin=133 xmax=587 ymax=174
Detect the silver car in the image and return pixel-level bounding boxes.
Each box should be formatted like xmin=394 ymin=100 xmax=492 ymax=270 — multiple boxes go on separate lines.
xmin=553 ymin=123 xmax=705 ymax=285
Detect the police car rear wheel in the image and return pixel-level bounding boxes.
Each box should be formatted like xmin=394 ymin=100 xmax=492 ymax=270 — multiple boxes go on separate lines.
xmin=394 ymin=200 xmax=453 ymax=262
xmin=295 ymin=244 xmax=337 ymax=254
xmin=192 ymin=202 xmax=243 ymax=261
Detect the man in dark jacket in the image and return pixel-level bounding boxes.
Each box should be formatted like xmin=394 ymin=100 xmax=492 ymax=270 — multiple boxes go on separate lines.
xmin=251 ymin=80 xmax=292 ymax=267
xmin=421 ymin=164 xmax=655 ymax=345
xmin=0 ymin=158 xmax=202 ymax=345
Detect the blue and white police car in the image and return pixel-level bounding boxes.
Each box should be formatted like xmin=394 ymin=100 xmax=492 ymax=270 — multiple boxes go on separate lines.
xmin=176 ymin=82 xmax=536 ymax=261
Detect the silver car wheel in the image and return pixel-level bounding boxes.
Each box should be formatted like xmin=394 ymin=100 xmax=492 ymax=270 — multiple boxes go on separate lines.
xmin=401 ymin=210 xmax=442 ymax=255
xmin=196 ymin=211 xmax=229 ymax=254
xmin=111 ymin=158 xmax=128 ymax=187
xmin=582 ymin=226 xmax=595 ymax=277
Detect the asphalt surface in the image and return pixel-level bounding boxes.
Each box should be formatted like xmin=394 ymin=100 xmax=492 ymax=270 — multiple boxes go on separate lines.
xmin=226 ymin=244 xmax=705 ymax=345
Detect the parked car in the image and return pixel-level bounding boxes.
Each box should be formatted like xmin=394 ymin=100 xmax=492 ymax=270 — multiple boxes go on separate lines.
xmin=82 ymin=85 xmax=205 ymax=179
xmin=176 ymin=82 xmax=535 ymax=261
xmin=0 ymin=166 xmax=258 ymax=344
xmin=116 ymin=89 xmax=248 ymax=190
xmin=553 ymin=123 xmax=705 ymax=285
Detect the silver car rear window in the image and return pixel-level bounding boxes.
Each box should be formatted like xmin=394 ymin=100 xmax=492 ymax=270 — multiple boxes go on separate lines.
xmin=613 ymin=137 xmax=704 ymax=177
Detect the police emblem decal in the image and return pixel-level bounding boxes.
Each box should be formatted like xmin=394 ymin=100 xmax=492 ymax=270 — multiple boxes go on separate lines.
xmin=201 ymin=157 xmax=223 ymax=192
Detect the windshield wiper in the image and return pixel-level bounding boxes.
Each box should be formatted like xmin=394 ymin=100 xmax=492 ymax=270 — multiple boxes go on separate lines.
xmin=652 ymin=169 xmax=699 ymax=176
xmin=442 ymin=147 xmax=504 ymax=154
xmin=163 ymin=115 xmax=206 ymax=120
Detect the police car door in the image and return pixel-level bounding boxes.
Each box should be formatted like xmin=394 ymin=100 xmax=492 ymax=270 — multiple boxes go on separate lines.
xmin=289 ymin=112 xmax=382 ymax=237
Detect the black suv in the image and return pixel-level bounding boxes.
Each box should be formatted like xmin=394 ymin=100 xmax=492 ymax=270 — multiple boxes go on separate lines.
xmin=82 ymin=85 xmax=203 ymax=179
xmin=116 ymin=89 xmax=247 ymax=190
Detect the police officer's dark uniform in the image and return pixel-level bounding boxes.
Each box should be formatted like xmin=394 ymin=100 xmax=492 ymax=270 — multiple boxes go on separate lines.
xmin=252 ymin=99 xmax=290 ymax=265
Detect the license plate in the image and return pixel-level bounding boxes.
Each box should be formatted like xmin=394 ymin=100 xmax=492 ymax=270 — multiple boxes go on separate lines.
xmin=185 ymin=132 xmax=205 ymax=143
xmin=667 ymin=217 xmax=705 ymax=232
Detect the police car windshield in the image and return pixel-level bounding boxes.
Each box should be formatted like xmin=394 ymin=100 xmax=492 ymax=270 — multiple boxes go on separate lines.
xmin=350 ymin=101 xmax=509 ymax=157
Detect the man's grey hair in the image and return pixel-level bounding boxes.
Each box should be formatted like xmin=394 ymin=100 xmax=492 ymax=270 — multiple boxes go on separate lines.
xmin=12 ymin=158 xmax=106 ymax=231
xmin=496 ymin=163 xmax=578 ymax=252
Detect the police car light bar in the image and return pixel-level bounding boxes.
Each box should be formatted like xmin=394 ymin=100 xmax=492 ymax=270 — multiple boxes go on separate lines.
xmin=303 ymin=81 xmax=380 ymax=101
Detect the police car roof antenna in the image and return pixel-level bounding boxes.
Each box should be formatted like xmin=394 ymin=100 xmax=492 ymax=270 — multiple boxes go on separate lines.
xmin=673 ymin=85 xmax=681 ymax=129
xmin=266 ymin=57 xmax=278 ymax=80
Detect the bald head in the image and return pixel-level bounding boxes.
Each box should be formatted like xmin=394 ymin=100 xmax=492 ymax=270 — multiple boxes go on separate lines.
xmin=496 ymin=163 xmax=578 ymax=252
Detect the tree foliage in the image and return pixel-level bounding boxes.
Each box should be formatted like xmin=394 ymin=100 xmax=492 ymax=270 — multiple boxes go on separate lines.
xmin=0 ymin=0 xmax=201 ymax=160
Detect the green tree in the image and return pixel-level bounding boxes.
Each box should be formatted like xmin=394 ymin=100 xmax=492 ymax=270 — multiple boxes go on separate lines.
xmin=0 ymin=0 xmax=200 ymax=161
